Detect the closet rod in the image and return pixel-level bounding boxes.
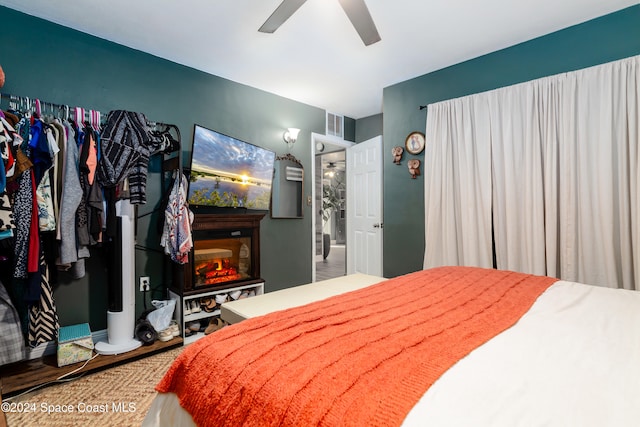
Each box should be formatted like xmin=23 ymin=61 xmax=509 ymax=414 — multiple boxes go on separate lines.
xmin=1 ymin=92 xmax=72 ymax=112
xmin=1 ymin=93 xmax=178 ymax=143
xmin=2 ymin=90 xmax=183 ymax=173
xmin=2 ymin=91 xmax=182 ymax=158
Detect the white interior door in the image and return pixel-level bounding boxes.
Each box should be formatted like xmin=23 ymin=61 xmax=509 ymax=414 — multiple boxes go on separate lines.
xmin=346 ymin=135 xmax=383 ymax=276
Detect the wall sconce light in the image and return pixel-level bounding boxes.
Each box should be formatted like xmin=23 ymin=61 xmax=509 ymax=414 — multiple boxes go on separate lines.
xmin=283 ymin=128 xmax=300 ymax=150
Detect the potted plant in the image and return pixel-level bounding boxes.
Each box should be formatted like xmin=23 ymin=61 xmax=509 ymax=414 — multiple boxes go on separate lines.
xmin=321 ymin=177 xmax=344 ymax=259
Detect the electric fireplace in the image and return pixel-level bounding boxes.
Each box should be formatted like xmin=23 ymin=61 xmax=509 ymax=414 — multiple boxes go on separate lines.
xmin=172 ymin=213 xmax=265 ymax=295
xmin=193 ymin=234 xmax=251 ymax=287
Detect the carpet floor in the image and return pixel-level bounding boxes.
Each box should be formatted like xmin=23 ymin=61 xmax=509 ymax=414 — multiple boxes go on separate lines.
xmin=4 ymin=346 xmax=183 ymax=427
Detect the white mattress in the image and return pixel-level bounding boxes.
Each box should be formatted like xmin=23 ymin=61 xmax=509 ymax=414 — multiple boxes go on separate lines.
xmin=220 ymin=273 xmax=386 ymax=324
xmin=143 ymin=279 xmax=640 ymax=427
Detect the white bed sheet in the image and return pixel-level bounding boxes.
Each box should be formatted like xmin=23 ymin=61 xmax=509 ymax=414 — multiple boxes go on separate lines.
xmin=220 ymin=273 xmax=386 ymax=324
xmin=143 ymin=280 xmax=640 ymax=427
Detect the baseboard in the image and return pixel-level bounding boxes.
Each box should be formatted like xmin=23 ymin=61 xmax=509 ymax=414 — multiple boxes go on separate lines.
xmin=26 ymin=329 xmax=108 ymax=360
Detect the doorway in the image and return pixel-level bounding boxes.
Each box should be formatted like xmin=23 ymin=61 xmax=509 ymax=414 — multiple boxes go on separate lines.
xmin=311 ymin=133 xmax=353 ymax=282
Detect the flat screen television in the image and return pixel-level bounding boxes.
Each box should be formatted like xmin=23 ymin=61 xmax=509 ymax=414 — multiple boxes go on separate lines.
xmin=187 ymin=124 xmax=276 ymax=212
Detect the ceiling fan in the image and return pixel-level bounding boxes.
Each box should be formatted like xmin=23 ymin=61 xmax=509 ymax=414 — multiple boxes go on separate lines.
xmin=324 ymin=161 xmax=345 ymax=177
xmin=259 ymin=0 xmax=381 ymax=46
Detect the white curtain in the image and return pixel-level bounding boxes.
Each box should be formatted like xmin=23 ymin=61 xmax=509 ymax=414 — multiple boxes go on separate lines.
xmin=558 ymin=58 xmax=639 ymax=289
xmin=423 ymin=55 xmax=639 ymax=290
xmin=423 ymin=96 xmax=493 ymax=268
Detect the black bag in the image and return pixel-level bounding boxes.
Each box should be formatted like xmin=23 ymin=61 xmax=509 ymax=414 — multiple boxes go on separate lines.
xmin=134 ymin=309 xmax=157 ymax=345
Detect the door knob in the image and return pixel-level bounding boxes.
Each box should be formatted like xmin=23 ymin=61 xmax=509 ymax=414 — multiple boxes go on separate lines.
xmin=373 ymin=223 xmax=383 ymax=228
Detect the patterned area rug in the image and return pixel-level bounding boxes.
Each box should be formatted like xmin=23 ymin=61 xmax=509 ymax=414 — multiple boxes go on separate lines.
xmin=4 ymin=346 xmax=183 ymax=427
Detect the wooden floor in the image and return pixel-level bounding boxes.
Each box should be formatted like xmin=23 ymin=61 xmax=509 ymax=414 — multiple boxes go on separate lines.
xmin=316 ymin=244 xmax=346 ymax=281
xmin=0 ymin=337 xmax=182 ymax=398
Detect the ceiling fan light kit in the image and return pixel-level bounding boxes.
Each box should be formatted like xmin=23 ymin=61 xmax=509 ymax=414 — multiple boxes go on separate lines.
xmin=259 ymin=0 xmax=381 ymax=46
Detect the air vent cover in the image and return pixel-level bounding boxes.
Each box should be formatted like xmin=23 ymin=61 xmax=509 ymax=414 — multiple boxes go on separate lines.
xmin=326 ymin=112 xmax=344 ymax=138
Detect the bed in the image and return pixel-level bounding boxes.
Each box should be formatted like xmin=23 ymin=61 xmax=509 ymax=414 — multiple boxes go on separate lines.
xmin=142 ymin=266 xmax=640 ymax=426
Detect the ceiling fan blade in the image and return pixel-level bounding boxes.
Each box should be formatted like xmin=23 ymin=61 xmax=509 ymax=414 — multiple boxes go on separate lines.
xmin=259 ymin=0 xmax=308 ymax=33
xmin=337 ymin=0 xmax=381 ymax=46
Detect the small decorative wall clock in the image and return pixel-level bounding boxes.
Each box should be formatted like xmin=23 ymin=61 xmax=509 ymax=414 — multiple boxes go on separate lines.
xmin=405 ymin=131 xmax=425 ymax=155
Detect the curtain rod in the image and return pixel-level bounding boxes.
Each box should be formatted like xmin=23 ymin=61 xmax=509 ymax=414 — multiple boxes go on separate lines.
xmin=419 ymin=105 xmax=427 ymax=110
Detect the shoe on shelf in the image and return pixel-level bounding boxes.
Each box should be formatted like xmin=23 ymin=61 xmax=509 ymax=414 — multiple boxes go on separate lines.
xmin=158 ymin=328 xmax=173 ymax=342
xmin=184 ymin=301 xmax=191 ymax=315
xmin=229 ymin=290 xmax=242 ymax=300
xmin=190 ymin=300 xmax=201 ymax=313
xmin=187 ymin=321 xmax=201 ymax=332
xmin=201 ymin=297 xmax=217 ymax=312
xmin=204 ymin=317 xmax=227 ymax=335
xmin=168 ymin=320 xmax=180 ymax=337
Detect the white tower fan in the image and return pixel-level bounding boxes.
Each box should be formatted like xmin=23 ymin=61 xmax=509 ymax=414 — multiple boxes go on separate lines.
xmin=95 ymin=199 xmax=142 ymax=355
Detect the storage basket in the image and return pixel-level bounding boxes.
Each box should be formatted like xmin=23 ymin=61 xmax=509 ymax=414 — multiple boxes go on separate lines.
xmin=57 ymin=323 xmax=94 ymax=367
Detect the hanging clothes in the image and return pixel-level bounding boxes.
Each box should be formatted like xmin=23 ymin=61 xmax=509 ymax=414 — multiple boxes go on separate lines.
xmin=97 ymin=110 xmax=166 ymax=205
xmin=50 ymin=119 xmax=67 ymax=214
xmin=28 ymin=117 xmax=56 ymax=190
xmin=1 ymin=97 xmax=181 ymax=352
xmin=78 ymin=123 xmax=103 ymax=244
xmin=12 ymin=166 xmax=36 ymax=280
xmin=35 ymin=124 xmax=59 ymax=232
xmin=161 ymin=172 xmax=193 ymax=264
xmin=56 ymin=121 xmax=87 ymax=278
xmin=71 ymin=120 xmax=92 ymax=248
xmin=0 ymin=119 xmax=7 ymax=193
xmin=0 ymin=120 xmax=16 ymax=233
xmin=27 ymin=250 xmax=59 ymax=347
xmin=40 ymin=118 xmax=66 ymax=287
xmin=27 ymin=167 xmax=40 ymax=273
xmin=0 ymin=279 xmax=26 ymax=365
xmin=0 ymin=116 xmax=24 ymax=236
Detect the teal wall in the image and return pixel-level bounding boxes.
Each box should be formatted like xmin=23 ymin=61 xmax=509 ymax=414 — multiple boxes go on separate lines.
xmin=355 ymin=113 xmax=383 ymax=143
xmin=381 ymin=5 xmax=640 ymax=278
xmin=0 ymin=7 xmax=325 ymax=330
xmin=344 ymin=117 xmax=356 ymax=142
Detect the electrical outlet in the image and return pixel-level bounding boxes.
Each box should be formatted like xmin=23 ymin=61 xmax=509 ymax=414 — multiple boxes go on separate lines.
xmin=139 ymin=276 xmax=150 ymax=292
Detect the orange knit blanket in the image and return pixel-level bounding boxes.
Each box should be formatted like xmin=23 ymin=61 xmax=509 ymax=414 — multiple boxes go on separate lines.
xmin=156 ymin=267 xmax=557 ymax=426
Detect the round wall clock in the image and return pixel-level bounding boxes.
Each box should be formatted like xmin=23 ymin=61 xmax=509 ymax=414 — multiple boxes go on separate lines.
xmin=405 ymin=131 xmax=425 ymax=155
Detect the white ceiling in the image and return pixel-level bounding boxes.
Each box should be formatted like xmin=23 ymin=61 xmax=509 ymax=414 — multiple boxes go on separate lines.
xmin=1 ymin=0 xmax=637 ymax=119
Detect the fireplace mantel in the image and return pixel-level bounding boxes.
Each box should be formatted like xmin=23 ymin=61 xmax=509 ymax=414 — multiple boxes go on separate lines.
xmin=191 ymin=213 xmax=265 ymax=232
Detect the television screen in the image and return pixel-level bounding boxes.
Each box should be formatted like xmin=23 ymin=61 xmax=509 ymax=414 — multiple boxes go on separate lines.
xmin=187 ymin=125 xmax=276 ymax=211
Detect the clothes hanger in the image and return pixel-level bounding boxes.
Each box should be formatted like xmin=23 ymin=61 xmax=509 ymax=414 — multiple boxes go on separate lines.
xmin=163 ymin=124 xmax=181 ymax=153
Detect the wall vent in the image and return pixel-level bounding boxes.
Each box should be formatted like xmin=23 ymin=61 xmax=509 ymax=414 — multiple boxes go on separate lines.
xmin=326 ymin=112 xmax=344 ymax=138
